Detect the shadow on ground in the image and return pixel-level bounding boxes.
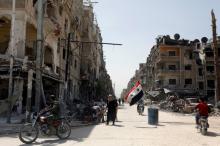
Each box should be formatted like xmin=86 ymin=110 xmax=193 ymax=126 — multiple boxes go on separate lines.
xmin=0 ymin=134 xmax=18 ymax=138
xmin=135 ymin=126 xmax=157 ymax=129
xmin=112 ymin=124 xmax=124 ymax=127
xmin=160 ymin=121 xmax=194 ymax=125
xmin=205 ymin=131 xmax=220 ymax=137
xmin=69 ymin=125 xmax=96 ymax=141
xmin=19 ymin=139 xmax=68 ymax=146
xmin=0 ymin=124 xmax=97 ymax=146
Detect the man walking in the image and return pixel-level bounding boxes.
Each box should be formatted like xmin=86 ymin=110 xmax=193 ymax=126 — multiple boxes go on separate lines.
xmin=106 ymin=94 xmax=118 ymax=125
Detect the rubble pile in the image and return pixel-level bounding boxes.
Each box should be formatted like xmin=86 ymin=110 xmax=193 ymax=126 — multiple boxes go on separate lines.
xmin=210 ymin=109 xmax=220 ymax=117
xmin=159 ymin=95 xmax=186 ymax=113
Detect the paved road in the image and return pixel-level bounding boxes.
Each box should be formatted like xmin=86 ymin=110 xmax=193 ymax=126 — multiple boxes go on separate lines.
xmin=0 ymin=104 xmax=220 ymax=146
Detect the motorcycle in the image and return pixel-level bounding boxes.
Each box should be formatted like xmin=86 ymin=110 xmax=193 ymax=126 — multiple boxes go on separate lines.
xmin=19 ymin=106 xmax=71 ymax=144
xmin=137 ymin=103 xmax=144 ymax=115
xmin=198 ymin=116 xmax=209 ymax=135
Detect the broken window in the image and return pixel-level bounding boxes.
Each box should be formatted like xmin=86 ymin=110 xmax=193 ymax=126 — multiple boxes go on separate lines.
xmin=189 ymin=52 xmax=193 ymax=59
xmin=25 ymin=46 xmax=36 ymax=60
xmin=198 ymin=82 xmax=204 ymax=90
xmin=196 ymin=43 xmax=201 ymax=49
xmin=198 ymin=68 xmax=203 ymax=76
xmin=25 ymin=23 xmax=37 ymax=60
xmin=168 ymin=65 xmax=176 ymax=70
xmin=207 ymin=80 xmax=215 ymax=89
xmin=185 ymin=65 xmax=192 ymax=70
xmin=207 ymin=90 xmax=215 ymax=97
xmin=0 ymin=17 xmax=11 ymax=54
xmin=168 ymin=51 xmax=176 ymax=56
xmin=169 ymin=79 xmax=176 ymax=85
xmin=205 ymin=51 xmax=214 ymax=57
xmin=206 ymin=66 xmax=214 ymax=73
xmin=44 ymin=46 xmax=54 ymax=70
xmin=0 ymin=79 xmax=9 ymax=100
xmin=185 ymin=79 xmax=192 ymax=85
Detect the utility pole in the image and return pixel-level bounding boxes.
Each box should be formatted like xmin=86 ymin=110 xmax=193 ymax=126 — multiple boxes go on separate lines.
xmin=26 ymin=69 xmax=33 ymax=122
xmin=35 ymin=0 xmax=44 ymax=112
xmin=64 ymin=33 xmax=72 ymax=103
xmin=211 ymin=9 xmax=219 ymax=106
xmin=7 ymin=0 xmax=16 ymax=124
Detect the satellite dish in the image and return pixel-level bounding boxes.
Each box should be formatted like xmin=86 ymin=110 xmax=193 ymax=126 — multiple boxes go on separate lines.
xmin=166 ymin=35 xmax=170 ymax=39
xmin=194 ymin=39 xmax=200 ymax=43
xmin=201 ymin=37 xmax=208 ymax=43
xmin=174 ymin=33 xmax=180 ymax=40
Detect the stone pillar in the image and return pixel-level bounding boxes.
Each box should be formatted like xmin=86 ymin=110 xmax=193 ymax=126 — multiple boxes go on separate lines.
xmin=13 ymin=79 xmax=24 ymax=115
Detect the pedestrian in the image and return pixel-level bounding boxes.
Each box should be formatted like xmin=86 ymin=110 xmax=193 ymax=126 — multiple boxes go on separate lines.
xmin=106 ymin=94 xmax=118 ymax=125
xmin=118 ymin=98 xmax=121 ymax=105
xmin=122 ymin=98 xmax=124 ymax=105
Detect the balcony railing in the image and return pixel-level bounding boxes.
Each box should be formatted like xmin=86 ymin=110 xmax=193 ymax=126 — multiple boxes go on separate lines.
xmin=157 ymin=53 xmax=179 ymax=63
xmin=157 ymin=69 xmax=180 ymax=77
xmin=206 ymin=56 xmax=214 ymax=62
xmin=206 ymin=71 xmax=215 ymax=76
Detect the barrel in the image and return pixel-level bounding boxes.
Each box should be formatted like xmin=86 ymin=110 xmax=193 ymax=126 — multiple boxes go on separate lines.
xmin=148 ymin=107 xmax=158 ymax=125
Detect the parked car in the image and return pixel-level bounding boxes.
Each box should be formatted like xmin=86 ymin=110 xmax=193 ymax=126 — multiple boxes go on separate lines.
xmin=184 ymin=98 xmax=198 ymax=113
xmin=183 ymin=98 xmax=214 ymax=113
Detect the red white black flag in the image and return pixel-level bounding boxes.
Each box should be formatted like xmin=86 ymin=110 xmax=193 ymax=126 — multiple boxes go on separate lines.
xmin=125 ymin=81 xmax=144 ymax=106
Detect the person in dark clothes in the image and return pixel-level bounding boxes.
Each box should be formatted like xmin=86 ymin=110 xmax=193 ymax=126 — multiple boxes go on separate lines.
xmin=106 ymin=94 xmax=118 ymax=125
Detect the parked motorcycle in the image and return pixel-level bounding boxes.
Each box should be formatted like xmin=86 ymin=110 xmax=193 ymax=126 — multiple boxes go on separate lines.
xmin=198 ymin=116 xmax=209 ymax=135
xmin=137 ymin=103 xmax=144 ymax=115
xmin=19 ymin=106 xmax=71 ymax=144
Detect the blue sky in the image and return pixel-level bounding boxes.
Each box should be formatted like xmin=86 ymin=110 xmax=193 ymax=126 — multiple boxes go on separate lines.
xmin=93 ymin=0 xmax=220 ymax=97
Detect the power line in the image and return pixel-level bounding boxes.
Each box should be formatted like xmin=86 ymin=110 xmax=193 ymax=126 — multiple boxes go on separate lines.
xmin=70 ymin=40 xmax=122 ymax=46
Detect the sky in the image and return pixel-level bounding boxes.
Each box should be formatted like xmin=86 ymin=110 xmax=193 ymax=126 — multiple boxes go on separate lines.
xmin=92 ymin=0 xmax=220 ymax=97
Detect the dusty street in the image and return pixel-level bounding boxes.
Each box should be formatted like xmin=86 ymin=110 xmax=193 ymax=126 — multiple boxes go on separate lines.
xmin=0 ymin=104 xmax=220 ymax=146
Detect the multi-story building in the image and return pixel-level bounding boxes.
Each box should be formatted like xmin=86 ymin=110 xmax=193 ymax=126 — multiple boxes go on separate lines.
xmin=0 ymin=0 xmax=113 ymax=119
xmin=144 ymin=35 xmax=202 ymax=97
xmin=0 ymin=0 xmax=72 ymax=115
xmin=199 ymin=38 xmax=220 ymax=102
xmin=79 ymin=2 xmax=114 ymax=102
xmin=142 ymin=34 xmax=220 ymax=102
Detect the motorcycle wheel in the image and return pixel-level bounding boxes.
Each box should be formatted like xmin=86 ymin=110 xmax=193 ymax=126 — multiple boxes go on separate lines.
xmin=56 ymin=121 xmax=71 ymax=139
xmin=200 ymin=121 xmax=208 ymax=135
xmin=19 ymin=123 xmax=39 ymax=144
xmin=201 ymin=127 xmax=207 ymax=135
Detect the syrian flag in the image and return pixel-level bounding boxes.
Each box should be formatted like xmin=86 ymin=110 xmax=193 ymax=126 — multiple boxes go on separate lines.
xmin=125 ymin=81 xmax=144 ymax=106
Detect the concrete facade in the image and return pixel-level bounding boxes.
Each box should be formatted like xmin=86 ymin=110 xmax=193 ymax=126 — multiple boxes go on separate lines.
xmin=124 ymin=34 xmax=220 ymax=103
xmin=0 ymin=0 xmax=113 ymax=118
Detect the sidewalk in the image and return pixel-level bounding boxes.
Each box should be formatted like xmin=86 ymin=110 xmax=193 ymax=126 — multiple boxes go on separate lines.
xmin=0 ymin=114 xmax=24 ymax=135
xmin=0 ymin=117 xmax=97 ymax=135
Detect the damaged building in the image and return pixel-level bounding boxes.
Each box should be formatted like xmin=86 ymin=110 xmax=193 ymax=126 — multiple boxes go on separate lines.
xmin=0 ymin=0 xmax=113 ymax=120
xmin=125 ymin=34 xmax=220 ymax=103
